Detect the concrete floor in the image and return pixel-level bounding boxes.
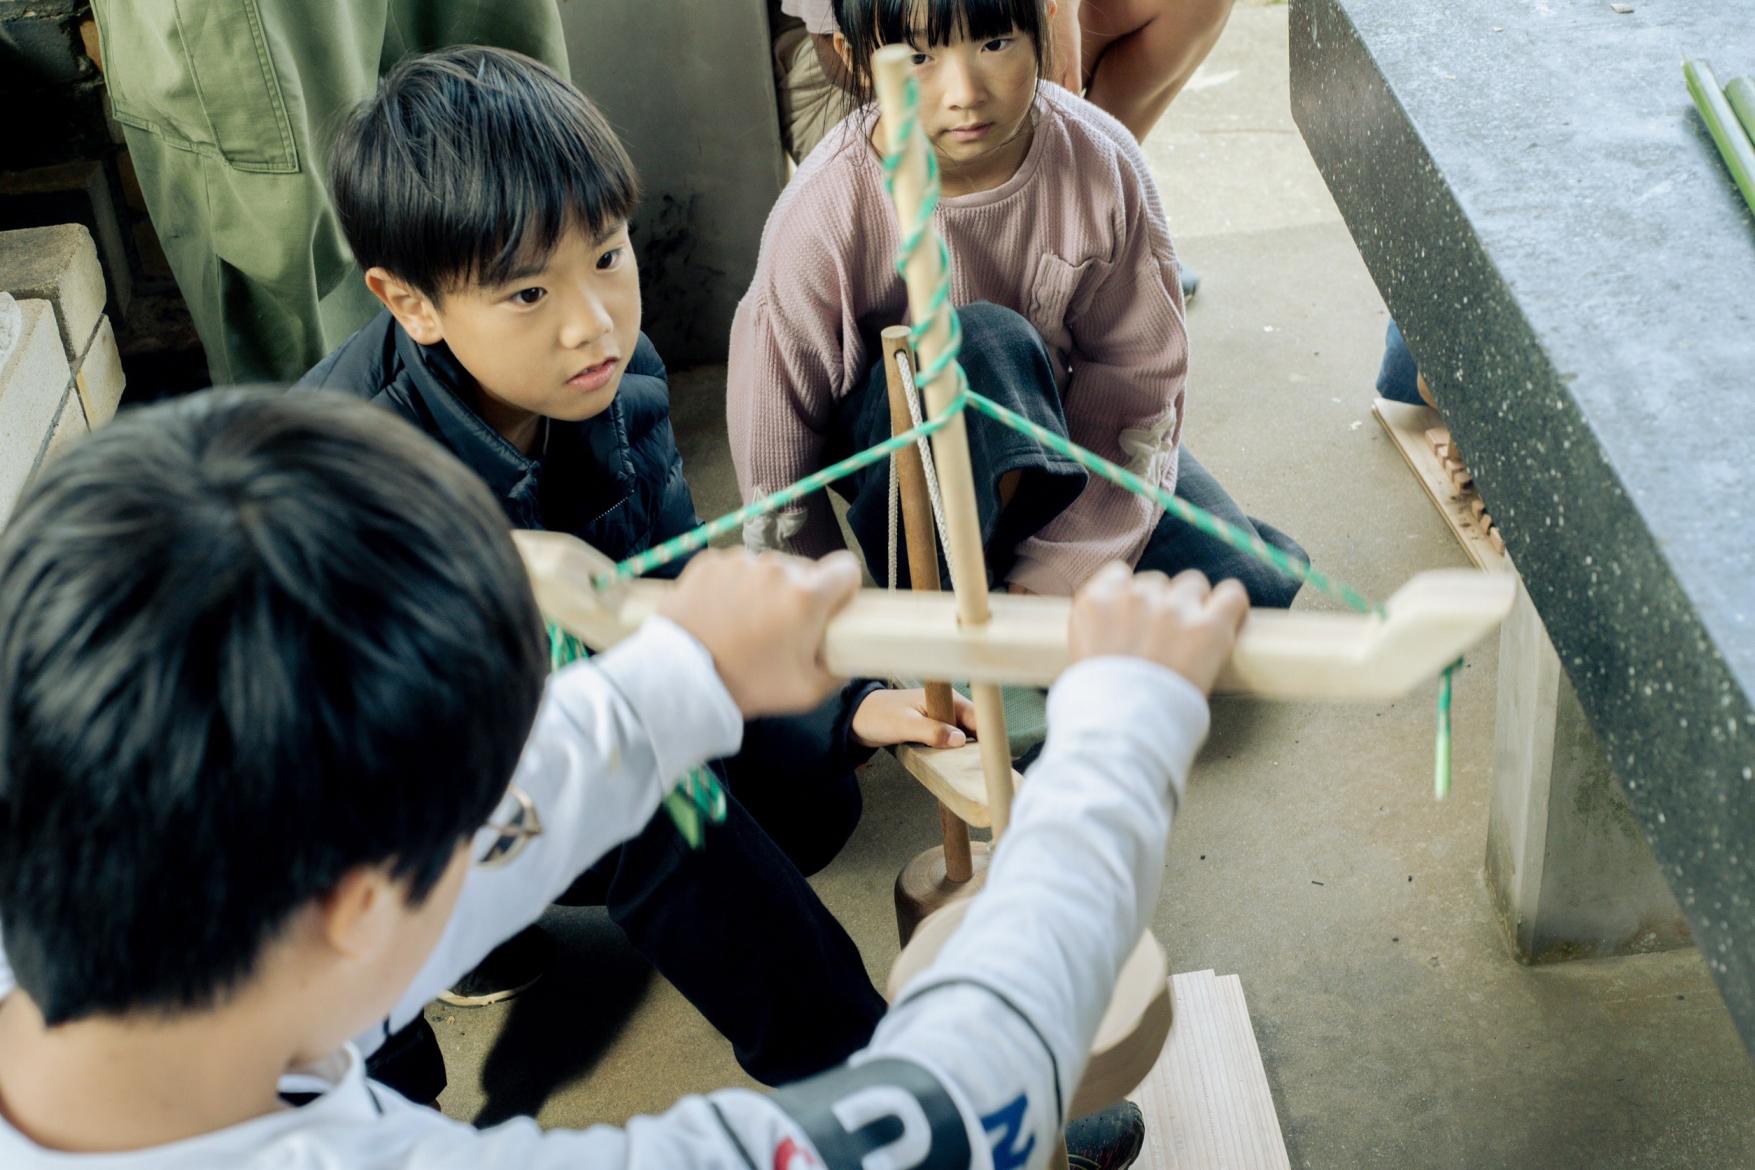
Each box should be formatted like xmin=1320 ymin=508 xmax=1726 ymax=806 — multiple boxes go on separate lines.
xmin=430 ymin=6 xmax=1755 ymax=1165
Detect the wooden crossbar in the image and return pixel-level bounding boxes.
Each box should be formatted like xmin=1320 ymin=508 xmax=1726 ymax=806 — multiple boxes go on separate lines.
xmin=514 ymin=530 xmax=1516 ymax=702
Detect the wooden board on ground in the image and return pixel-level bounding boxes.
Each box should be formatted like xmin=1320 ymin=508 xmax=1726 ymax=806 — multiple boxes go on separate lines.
xmin=1128 ymin=969 xmax=1291 ymax=1170
xmin=1373 ymin=397 xmax=1510 ymax=574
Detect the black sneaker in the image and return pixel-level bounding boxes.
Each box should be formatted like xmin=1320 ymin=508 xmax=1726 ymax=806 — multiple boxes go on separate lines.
xmin=437 ymin=925 xmax=553 ymax=1007
xmin=1066 ymin=1100 xmax=1146 ymax=1170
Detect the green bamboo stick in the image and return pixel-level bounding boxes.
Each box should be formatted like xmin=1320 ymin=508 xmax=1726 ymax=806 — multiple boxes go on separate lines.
xmin=1728 ymin=76 xmax=1755 ymax=152
xmin=1684 ymin=57 xmax=1755 ymax=217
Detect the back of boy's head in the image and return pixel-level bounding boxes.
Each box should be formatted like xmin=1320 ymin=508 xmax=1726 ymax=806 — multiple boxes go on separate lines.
xmin=836 ymin=0 xmax=1049 ymax=102
xmin=328 ymin=44 xmax=640 ymax=300
xmin=0 ymin=390 xmax=547 ymax=1026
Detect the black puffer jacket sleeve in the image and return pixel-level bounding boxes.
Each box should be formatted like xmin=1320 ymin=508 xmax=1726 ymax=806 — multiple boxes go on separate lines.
xmin=626 ymin=334 xmax=704 ymax=581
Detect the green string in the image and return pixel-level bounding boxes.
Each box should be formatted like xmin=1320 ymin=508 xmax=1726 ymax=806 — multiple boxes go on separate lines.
xmin=602 ymin=405 xmax=962 ymax=586
xmin=549 ymin=623 xmax=727 ymax=848
xmin=1435 ymin=659 xmax=1460 ymax=800
xmin=958 ymin=391 xmax=1383 ymax=618
xmin=566 ymin=74 xmax=1459 ymax=803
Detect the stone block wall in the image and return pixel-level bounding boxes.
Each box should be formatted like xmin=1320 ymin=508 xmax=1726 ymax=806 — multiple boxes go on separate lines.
xmin=0 ymin=0 xmax=200 ymax=382
xmin=0 ymin=225 xmax=126 ymax=525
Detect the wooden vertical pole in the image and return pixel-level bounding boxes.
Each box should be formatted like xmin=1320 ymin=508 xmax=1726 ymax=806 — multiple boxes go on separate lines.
xmin=882 ymin=325 xmax=975 ymax=883
xmin=872 ymin=47 xmax=1015 ymax=837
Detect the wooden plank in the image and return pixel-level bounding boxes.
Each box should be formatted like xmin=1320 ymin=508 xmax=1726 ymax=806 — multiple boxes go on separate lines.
xmin=1129 ymin=970 xmax=1292 ymax=1170
xmin=892 ymin=741 xmax=1013 ymax=829
xmin=515 ymin=530 xmax=1517 ymax=702
xmin=1373 ymin=397 xmax=1509 ymax=573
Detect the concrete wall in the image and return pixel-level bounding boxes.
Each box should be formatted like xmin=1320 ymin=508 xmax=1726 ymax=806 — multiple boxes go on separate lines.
xmin=559 ymin=0 xmax=787 ymax=366
xmin=1486 ymin=580 xmax=1692 ymax=962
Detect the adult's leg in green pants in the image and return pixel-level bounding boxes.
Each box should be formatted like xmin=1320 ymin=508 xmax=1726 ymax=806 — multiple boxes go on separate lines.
xmin=90 ymin=1 xmax=567 ymax=386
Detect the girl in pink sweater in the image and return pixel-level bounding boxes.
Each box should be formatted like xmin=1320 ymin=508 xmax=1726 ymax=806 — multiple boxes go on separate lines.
xmin=730 ymin=0 xmax=1300 ymax=604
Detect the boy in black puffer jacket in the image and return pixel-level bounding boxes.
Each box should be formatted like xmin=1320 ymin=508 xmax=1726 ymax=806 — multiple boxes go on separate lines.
xmin=297 ymin=47 xmax=978 ymax=1098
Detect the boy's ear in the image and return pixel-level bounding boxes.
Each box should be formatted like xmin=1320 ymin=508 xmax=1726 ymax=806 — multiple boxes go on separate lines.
xmin=365 ymin=267 xmax=446 ymax=346
xmin=316 ymin=866 xmax=404 ymax=962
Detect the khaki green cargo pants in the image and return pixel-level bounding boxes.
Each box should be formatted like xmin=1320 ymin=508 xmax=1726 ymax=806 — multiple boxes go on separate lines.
xmin=91 ymin=1 xmax=568 ymax=385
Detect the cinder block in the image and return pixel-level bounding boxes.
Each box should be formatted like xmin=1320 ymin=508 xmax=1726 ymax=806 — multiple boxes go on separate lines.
xmin=74 ymin=313 xmax=123 ymax=425
xmin=42 ymin=381 xmax=88 ymax=461
xmin=0 ymin=290 xmax=18 ymax=359
xmin=0 ymin=0 xmax=86 ymax=22
xmin=0 ymin=222 xmax=107 ymax=365
xmin=0 ymin=74 xmax=110 ymax=169
xmin=0 ymin=15 xmax=90 ymax=85
xmin=0 ymin=298 xmax=74 ymax=523
xmin=0 ymin=165 xmax=133 ymax=318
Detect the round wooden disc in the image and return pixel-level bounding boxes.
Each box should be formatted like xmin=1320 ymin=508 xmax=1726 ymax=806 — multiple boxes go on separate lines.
xmin=893 ymin=841 xmax=992 ymax=946
xmin=886 ymin=899 xmax=1172 ymax=1117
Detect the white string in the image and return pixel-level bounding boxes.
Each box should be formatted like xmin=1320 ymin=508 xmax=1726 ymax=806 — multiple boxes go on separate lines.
xmin=894 ymin=351 xmax=957 ymax=587
xmin=887 ymin=452 xmax=900 ymax=590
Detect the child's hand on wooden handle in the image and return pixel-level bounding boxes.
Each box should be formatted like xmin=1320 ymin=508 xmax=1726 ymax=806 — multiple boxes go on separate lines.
xmin=659 ymin=548 xmax=861 ymax=718
xmin=1068 ymin=564 xmax=1249 ymax=695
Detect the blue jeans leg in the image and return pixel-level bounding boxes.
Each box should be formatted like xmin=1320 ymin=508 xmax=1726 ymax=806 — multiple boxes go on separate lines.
xmin=1376 ymin=320 xmax=1424 ymax=405
xmin=1136 ymin=448 xmax=1306 ymax=609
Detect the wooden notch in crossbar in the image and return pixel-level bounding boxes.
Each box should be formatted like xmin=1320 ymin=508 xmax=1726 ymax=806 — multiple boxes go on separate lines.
xmin=514 ymin=530 xmax=1517 ymax=702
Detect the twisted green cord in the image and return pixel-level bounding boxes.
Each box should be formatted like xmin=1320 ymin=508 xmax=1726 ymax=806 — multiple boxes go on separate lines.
xmin=958 ymin=391 xmax=1382 ymax=617
xmin=573 ymin=74 xmax=1458 ymax=807
xmin=602 ymin=405 xmax=962 ymax=585
xmin=1435 ymin=659 xmax=1458 ymax=800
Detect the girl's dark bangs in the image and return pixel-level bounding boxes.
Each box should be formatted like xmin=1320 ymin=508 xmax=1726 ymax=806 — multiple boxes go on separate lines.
xmin=873 ymin=0 xmax=1044 ymax=49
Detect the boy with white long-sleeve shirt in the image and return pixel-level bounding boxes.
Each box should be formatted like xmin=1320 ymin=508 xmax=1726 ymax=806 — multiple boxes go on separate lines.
xmin=0 ymin=389 xmax=1244 ymax=1169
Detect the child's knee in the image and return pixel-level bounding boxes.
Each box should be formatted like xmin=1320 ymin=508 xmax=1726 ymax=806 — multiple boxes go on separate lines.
xmin=1246 ymin=568 xmax=1303 ymax=610
xmin=959 ymin=301 xmax=1049 ymax=360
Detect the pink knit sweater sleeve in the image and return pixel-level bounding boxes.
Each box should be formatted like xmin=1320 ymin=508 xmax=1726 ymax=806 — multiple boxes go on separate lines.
xmin=726 ymin=224 xmax=849 ymax=560
xmin=1008 ymin=129 xmax=1189 ymax=596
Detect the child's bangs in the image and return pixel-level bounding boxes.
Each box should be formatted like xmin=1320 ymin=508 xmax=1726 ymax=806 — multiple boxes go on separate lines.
xmin=465 ymin=160 xmax=633 ymax=293
xmin=457 ymin=95 xmax=639 ymax=292
xmin=332 ymin=48 xmax=640 ymax=299
xmin=870 ymin=0 xmax=1045 ymax=50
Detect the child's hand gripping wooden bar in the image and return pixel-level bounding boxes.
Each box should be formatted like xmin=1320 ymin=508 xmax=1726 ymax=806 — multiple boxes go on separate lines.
xmin=514 ymin=530 xmax=1517 ymax=701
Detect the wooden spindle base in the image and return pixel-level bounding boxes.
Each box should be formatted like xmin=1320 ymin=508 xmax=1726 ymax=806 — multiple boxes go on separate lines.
xmin=888 ymin=899 xmax=1174 ymax=1122
xmin=894 ymin=839 xmax=992 ymax=946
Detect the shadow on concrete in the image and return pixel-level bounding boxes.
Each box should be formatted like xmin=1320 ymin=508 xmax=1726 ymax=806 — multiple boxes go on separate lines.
xmin=471 ymin=907 xmax=656 ymax=1128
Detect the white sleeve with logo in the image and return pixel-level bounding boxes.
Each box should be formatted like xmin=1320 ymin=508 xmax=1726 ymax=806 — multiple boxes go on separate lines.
xmin=515 ymin=656 xmax=1204 ymax=1170
xmin=179 ymin=656 xmax=1204 ymax=1170
xmin=852 ymin=657 xmax=1207 ymax=1168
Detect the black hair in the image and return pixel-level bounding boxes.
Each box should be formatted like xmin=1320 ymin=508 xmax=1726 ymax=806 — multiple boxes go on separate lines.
xmin=327 ymin=45 xmax=639 ymax=299
xmin=0 ymin=389 xmax=547 ymax=1025
xmin=834 ymin=0 xmax=1050 ymax=106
